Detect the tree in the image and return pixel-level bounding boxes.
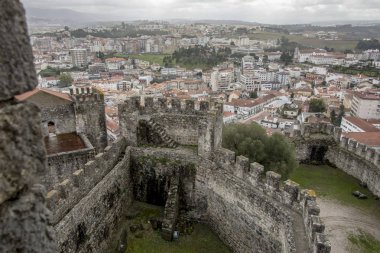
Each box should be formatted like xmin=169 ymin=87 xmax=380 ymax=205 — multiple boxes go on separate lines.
xmin=250 ymin=89 xmax=258 ymax=99
xmin=290 ymin=92 xmax=295 ymax=99
xmin=222 ymin=123 xmax=297 ymax=178
xmin=356 ymin=38 xmax=380 ymax=51
xmin=280 ymin=52 xmax=293 ymax=65
xmin=336 ymin=105 xmax=345 ymax=126
xmin=330 ymin=110 xmax=337 ymax=125
xmin=309 ymin=99 xmax=326 ymax=113
xmin=58 ymin=73 xmax=73 ymax=88
xmin=263 ymin=55 xmax=269 ymax=64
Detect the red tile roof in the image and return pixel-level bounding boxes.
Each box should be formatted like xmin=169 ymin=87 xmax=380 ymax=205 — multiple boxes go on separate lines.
xmin=343 ymin=117 xmax=380 ymax=132
xmin=343 ymin=132 xmax=380 ymax=147
xmin=15 ymin=88 xmax=73 ymax=102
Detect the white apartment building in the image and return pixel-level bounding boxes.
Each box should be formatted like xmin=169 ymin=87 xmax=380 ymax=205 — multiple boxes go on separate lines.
xmin=70 ymin=48 xmax=88 ymax=67
xmin=254 ymin=69 xmax=276 ymax=83
xmin=242 ymin=55 xmax=255 ymax=69
xmin=275 ymin=72 xmax=290 ymax=86
xmin=351 ymin=92 xmax=380 ymax=120
xmin=240 ymin=74 xmax=261 ymax=92
xmin=211 ymin=70 xmax=234 ymax=91
xmin=161 ymin=68 xmax=177 ymax=76
xmin=294 ymin=47 xmax=327 ymax=63
xmin=340 ymin=116 xmax=380 ymax=133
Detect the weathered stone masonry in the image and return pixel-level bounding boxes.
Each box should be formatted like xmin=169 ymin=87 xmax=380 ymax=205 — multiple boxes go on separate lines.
xmin=0 ymin=1 xmax=56 ymax=251
xmin=293 ymin=122 xmax=380 ymax=198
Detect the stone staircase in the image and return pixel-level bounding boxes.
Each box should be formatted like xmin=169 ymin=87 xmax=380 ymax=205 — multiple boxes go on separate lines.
xmin=147 ymin=119 xmax=178 ymax=148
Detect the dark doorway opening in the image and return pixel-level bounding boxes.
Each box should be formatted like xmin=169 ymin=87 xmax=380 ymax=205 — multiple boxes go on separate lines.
xmin=48 ymin=121 xmax=56 ymax=134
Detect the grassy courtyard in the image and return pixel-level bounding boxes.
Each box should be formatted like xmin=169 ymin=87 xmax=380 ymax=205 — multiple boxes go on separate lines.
xmin=124 ymin=202 xmax=231 ymax=253
xmin=289 ymin=164 xmax=380 ymax=218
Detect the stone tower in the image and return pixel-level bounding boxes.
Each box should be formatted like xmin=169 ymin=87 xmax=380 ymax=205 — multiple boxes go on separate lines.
xmin=71 ymin=87 xmax=108 ymax=152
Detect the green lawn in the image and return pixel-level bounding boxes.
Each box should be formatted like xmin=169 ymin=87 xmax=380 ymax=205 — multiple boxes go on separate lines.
xmin=289 ymin=164 xmax=380 ymax=218
xmin=348 ymin=230 xmax=380 ymax=253
xmin=125 ymin=203 xmax=231 ymax=253
xmin=122 ymin=54 xmax=171 ymax=65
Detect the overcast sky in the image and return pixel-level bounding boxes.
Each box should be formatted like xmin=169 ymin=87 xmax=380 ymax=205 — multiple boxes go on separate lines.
xmin=21 ymin=0 xmax=380 ymax=24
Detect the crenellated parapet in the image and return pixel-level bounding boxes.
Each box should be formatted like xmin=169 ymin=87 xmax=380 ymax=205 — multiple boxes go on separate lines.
xmin=339 ymin=137 xmax=380 ymax=166
xmin=296 ymin=122 xmax=380 ymax=169
xmin=300 ymin=190 xmax=331 ymax=253
xmin=119 ymin=96 xmax=223 ymax=116
xmin=70 ymin=87 xmax=103 ymax=103
xmin=119 ymin=96 xmax=223 ymax=159
xmin=214 ymin=148 xmax=331 ymax=252
xmin=295 ymin=122 xmax=342 ymax=142
xmin=46 ymin=137 xmax=128 ymax=224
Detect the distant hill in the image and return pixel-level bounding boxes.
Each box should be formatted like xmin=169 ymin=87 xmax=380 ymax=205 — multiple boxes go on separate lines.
xmin=24 ymin=7 xmax=123 ymax=26
xmin=169 ymin=19 xmax=261 ymax=25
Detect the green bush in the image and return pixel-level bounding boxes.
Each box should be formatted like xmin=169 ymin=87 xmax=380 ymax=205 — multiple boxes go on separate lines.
xmin=222 ymin=123 xmax=297 ymax=178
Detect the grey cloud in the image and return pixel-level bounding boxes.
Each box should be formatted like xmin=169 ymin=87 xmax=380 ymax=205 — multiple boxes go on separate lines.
xmin=21 ymin=0 xmax=380 ymax=23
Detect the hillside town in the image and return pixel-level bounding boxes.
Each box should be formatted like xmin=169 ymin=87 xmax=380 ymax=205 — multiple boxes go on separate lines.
xmin=3 ymin=0 xmax=380 ymax=252
xmin=31 ymin=22 xmax=380 ymax=148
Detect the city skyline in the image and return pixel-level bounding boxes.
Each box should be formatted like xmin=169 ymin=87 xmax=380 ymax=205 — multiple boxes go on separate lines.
xmin=22 ymin=0 xmax=380 ymax=24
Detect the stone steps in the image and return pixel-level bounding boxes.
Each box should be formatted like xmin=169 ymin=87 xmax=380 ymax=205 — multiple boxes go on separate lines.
xmin=147 ymin=119 xmax=178 ymax=148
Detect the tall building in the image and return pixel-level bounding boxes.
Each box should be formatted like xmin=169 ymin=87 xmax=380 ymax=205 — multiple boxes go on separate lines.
xmin=211 ymin=69 xmax=234 ymax=91
xmin=240 ymin=74 xmax=261 ymax=92
xmin=70 ymin=48 xmax=88 ymax=67
xmin=351 ymin=92 xmax=380 ymax=120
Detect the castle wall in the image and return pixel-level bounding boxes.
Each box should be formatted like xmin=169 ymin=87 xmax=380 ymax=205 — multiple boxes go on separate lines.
xmin=130 ymin=147 xmax=197 ymax=208
xmin=119 ymin=96 xmax=223 ymax=159
xmin=0 ymin=1 xmax=56 ymax=251
xmin=326 ymin=142 xmax=380 ymax=197
xmin=293 ymin=123 xmax=380 ymax=198
xmin=46 ymin=138 xmax=132 ymax=253
xmin=151 ymin=114 xmax=200 ymax=145
xmin=43 ymin=134 xmax=95 ymax=191
xmin=128 ymin=146 xmax=329 ymax=253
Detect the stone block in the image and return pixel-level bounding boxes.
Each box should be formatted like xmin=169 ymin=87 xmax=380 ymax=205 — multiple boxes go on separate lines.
xmin=284 ymin=180 xmax=300 ymax=204
xmin=0 ymin=185 xmax=56 ymax=252
xmin=310 ymin=215 xmax=325 ymax=234
xmin=250 ymin=162 xmax=264 ymax=180
xmin=266 ymin=171 xmax=281 ymax=190
xmin=0 ymin=102 xmax=46 ymax=204
xmin=236 ymin=156 xmax=250 ymax=177
xmin=0 ymin=0 xmax=37 ymax=100
xmin=314 ymin=233 xmax=331 ymax=253
xmin=72 ymin=169 xmax=84 ymax=187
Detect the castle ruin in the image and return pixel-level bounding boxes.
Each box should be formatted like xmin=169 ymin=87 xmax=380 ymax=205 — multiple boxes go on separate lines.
xmin=2 ymin=1 xmax=379 ymax=253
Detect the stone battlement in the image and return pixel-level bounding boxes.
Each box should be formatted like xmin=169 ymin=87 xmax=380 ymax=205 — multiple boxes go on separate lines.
xmin=120 ymin=96 xmax=223 ymax=116
xmin=296 ymin=122 xmax=380 ymax=170
xmin=46 ymin=137 xmax=128 ymax=224
xmin=214 ymin=148 xmax=330 ymax=252
xmin=294 ymin=122 xmax=342 ymax=142
xmin=294 ymin=122 xmax=380 ymax=197
xmin=70 ymin=87 xmax=103 ymax=102
xmin=340 ymin=137 xmax=380 ymax=166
